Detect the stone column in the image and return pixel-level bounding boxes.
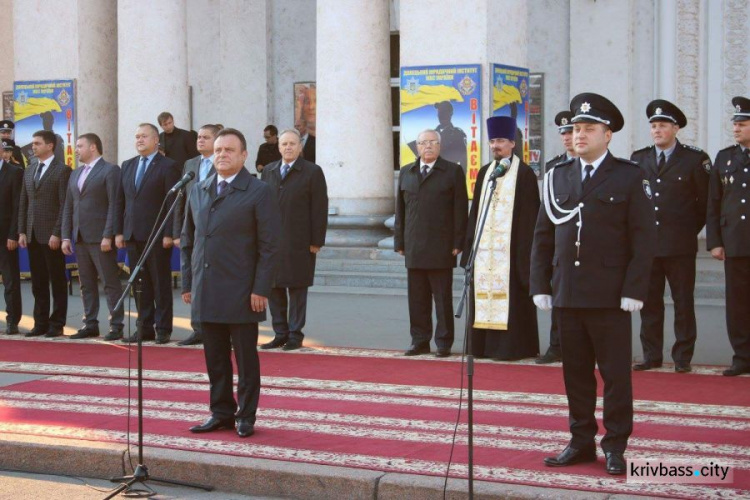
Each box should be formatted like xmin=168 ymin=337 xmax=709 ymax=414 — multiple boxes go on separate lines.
xmin=316 ymin=0 xmax=393 ymax=246
xmin=13 ymin=0 xmax=118 ymax=161
xmin=118 ymin=0 xmax=188 ymax=163
xmin=0 ymin=0 xmax=14 ymax=95
xmin=569 ymin=0 xmax=655 ymax=156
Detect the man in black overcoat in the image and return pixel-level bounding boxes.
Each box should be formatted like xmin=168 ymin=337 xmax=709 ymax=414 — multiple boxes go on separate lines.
xmin=260 ymin=129 xmax=328 ymax=351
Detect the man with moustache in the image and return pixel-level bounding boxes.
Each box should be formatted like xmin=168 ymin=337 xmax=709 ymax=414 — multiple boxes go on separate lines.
xmin=631 ymin=100 xmax=711 ymax=374
xmin=18 ymin=130 xmax=71 ymax=337
xmin=183 ymin=128 xmax=279 ymax=438
xmin=115 ymin=123 xmax=181 ymax=344
xmin=395 ymin=129 xmax=468 ymax=357
xmin=706 ymin=96 xmax=750 ymax=376
xmin=62 ymin=133 xmax=124 ymax=340
xmin=462 ymin=116 xmax=540 ymax=361
xmin=0 ymin=139 xmax=23 ymax=334
xmin=537 ymin=110 xmax=578 ymax=364
xmin=260 ymin=129 xmax=328 ymax=352
xmin=531 ymin=93 xmax=656 ymax=475
xmin=174 ymin=124 xmax=219 ymax=346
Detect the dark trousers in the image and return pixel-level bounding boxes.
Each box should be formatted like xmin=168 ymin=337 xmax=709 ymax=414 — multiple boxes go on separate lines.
xmin=724 ymin=257 xmax=750 ymax=368
xmin=407 ymin=268 xmax=454 ymax=349
xmin=201 ymin=322 xmax=260 ymax=421
xmin=27 ymin=237 xmax=67 ymax=330
xmin=0 ymin=246 xmax=21 ymax=327
xmin=559 ymin=307 xmax=632 ymax=454
xmin=75 ymin=242 xmax=124 ymax=331
xmin=546 ymin=307 xmax=561 ymax=355
xmin=639 ymin=255 xmax=697 ymax=363
xmin=126 ymin=241 xmax=173 ymax=334
xmin=269 ymin=286 xmax=308 ymax=342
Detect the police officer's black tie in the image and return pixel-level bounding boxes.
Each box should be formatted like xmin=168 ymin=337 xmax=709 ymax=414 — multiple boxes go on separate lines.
xmin=582 ymin=164 xmax=593 ymax=187
xmin=658 ymin=151 xmax=666 ymax=173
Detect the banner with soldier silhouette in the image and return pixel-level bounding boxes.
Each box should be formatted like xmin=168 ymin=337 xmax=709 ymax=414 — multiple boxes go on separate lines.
xmin=13 ymin=79 xmax=77 ymax=169
xmin=400 ymin=64 xmax=481 ymax=197
xmin=490 ymin=64 xmax=531 ymax=174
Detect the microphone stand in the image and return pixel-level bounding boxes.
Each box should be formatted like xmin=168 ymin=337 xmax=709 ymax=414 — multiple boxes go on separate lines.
xmin=106 ymin=187 xmax=212 ymax=499
xmin=455 ymin=171 xmax=501 ymax=499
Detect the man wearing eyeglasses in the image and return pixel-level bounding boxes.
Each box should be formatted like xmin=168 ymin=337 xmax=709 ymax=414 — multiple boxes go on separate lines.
xmin=395 ymin=130 xmax=468 ymax=358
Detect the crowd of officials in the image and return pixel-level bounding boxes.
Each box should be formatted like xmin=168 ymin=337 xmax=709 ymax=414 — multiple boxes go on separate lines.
xmin=0 ymin=91 xmax=747 ymax=465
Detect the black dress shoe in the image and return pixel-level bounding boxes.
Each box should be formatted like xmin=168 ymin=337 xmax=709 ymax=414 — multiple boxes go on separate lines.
xmin=633 ymin=360 xmax=662 ymax=371
xmin=723 ymin=364 xmax=750 ymax=377
xmin=544 ymin=445 xmax=597 ymax=467
xmin=178 ymin=332 xmax=203 ymax=346
xmin=5 ymin=325 xmax=19 ymax=335
xmin=260 ymin=337 xmax=287 ymax=349
xmin=236 ymin=418 xmax=255 ymax=438
xmin=154 ymin=333 xmax=171 ymax=345
xmin=282 ymin=340 xmax=303 ymax=351
xmin=189 ymin=416 xmax=235 ymax=433
xmin=605 ymin=451 xmax=626 ymax=475
xmin=404 ymin=344 xmax=430 ymax=356
xmin=435 ymin=348 xmax=451 ymax=358
xmin=24 ymin=327 xmax=47 ymax=337
xmin=674 ymin=362 xmax=692 ymax=373
xmin=535 ymin=350 xmax=562 ymax=364
xmin=44 ymin=329 xmax=64 ymax=338
xmin=70 ymin=327 xmax=100 ymax=339
xmin=122 ymin=329 xmax=156 ymax=343
xmin=104 ymin=330 xmax=123 ymax=341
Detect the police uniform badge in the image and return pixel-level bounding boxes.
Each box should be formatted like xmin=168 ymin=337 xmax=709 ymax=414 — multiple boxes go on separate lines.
xmin=561 ymin=117 xmax=568 ymax=125
xmin=655 ymin=107 xmax=662 ymax=115
xmin=643 ymin=180 xmax=652 ymax=199
xmin=580 ymin=102 xmax=591 ymax=113
xmin=703 ymin=159 xmax=712 ymax=173
xmin=737 ymin=104 xmax=742 ymax=112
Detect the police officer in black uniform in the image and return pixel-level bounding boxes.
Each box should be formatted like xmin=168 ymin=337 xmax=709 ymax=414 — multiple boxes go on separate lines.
xmin=530 ymin=93 xmax=656 ymax=475
xmin=630 ymin=100 xmax=711 ymax=374
xmin=0 ymin=121 xmax=27 ymax=168
xmin=706 ymin=96 xmax=750 ymax=377
xmin=537 ymin=110 xmax=577 ymax=365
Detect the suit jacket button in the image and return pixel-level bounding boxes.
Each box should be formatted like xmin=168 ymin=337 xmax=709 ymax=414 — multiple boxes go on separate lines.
xmin=210 ymin=208 xmax=216 ymax=213
xmin=574 ymin=261 xmax=580 ymax=266
xmin=657 ymin=179 xmax=661 ymax=183
xmin=579 ymin=202 xmax=584 ymax=207
xmin=743 ymin=216 xmax=747 ymax=220
xmin=656 ymin=221 xmax=660 ymax=225
xmin=204 ymin=263 xmax=209 ymax=268
xmin=655 ymin=192 xmax=660 ymax=197
xmin=655 ymin=206 xmax=659 ymax=211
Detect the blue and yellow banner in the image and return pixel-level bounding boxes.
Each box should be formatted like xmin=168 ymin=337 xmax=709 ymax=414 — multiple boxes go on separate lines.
xmin=13 ymin=79 xmax=77 ymax=168
xmin=400 ymin=64 xmax=481 ymax=197
xmin=491 ymin=64 xmax=530 ymax=170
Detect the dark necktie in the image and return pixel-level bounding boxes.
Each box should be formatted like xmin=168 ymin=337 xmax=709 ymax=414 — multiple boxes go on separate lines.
xmin=34 ymin=162 xmax=45 ymax=188
xmin=658 ymin=151 xmax=666 ymax=173
xmin=218 ymin=180 xmax=228 ymax=196
xmin=135 ymin=156 xmax=148 ymax=190
xmin=281 ymin=163 xmax=290 ymax=180
xmin=421 ymin=165 xmax=428 ymax=179
xmin=582 ymin=164 xmax=593 ymax=187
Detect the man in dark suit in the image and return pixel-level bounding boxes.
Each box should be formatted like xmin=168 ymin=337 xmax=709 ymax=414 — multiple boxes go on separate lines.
xmin=395 ymin=129 xmax=468 ymax=357
xmin=115 ymin=123 xmax=182 ymax=344
xmin=158 ymin=111 xmax=199 ymax=170
xmin=174 ymin=124 xmax=219 ymax=346
xmin=254 ymin=125 xmax=281 ymax=174
xmin=295 ymin=119 xmax=316 ymax=164
xmin=260 ymin=129 xmax=328 ymax=351
xmin=631 ymin=100 xmax=711 ymax=374
xmin=18 ymin=130 xmax=72 ymax=337
xmin=61 ymin=133 xmax=124 ymax=341
xmin=182 ymin=128 xmax=280 ymax=438
xmin=706 ymin=96 xmax=750 ymax=377
xmin=530 ymin=93 xmax=656 ymax=475
xmin=0 ymin=145 xmax=23 ymax=334
xmin=537 ymin=110 xmax=577 ymax=365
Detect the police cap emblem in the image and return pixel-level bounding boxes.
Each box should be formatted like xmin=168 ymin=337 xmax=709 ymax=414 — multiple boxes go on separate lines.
xmin=580 ymin=102 xmax=591 ymax=113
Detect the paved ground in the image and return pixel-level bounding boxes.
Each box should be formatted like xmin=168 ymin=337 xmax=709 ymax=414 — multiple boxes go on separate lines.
xmin=0 ymin=279 xmax=735 ymax=364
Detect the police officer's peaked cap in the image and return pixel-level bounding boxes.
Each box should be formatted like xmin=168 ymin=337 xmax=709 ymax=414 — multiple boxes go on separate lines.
xmin=570 ymin=93 xmax=624 ymax=133
xmin=646 ymin=99 xmax=687 ymax=128
xmin=554 ymin=111 xmax=575 ymax=133
xmin=732 ymin=96 xmax=750 ymax=122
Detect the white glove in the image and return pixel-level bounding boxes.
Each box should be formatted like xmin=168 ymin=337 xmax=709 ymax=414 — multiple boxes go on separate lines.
xmin=533 ymin=294 xmax=553 ymax=311
xmin=620 ymin=297 xmax=644 ymax=312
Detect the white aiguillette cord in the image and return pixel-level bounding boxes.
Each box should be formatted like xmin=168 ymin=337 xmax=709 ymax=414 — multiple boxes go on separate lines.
xmin=543 ymin=167 xmax=583 ymax=259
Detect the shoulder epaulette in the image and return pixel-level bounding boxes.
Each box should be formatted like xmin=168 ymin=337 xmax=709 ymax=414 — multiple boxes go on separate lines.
xmin=718 ymin=144 xmax=736 ymax=153
xmin=683 ymin=144 xmax=705 ymax=153
xmin=553 ymin=157 xmax=576 ymax=168
xmin=632 ymin=145 xmax=652 ymax=154
xmin=617 ymin=157 xmax=640 ymax=166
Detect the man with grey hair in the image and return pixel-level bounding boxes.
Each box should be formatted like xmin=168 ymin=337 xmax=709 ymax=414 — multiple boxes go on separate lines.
xmin=260 ymin=128 xmax=328 ymax=351
xmin=395 ymin=129 xmax=468 ymax=357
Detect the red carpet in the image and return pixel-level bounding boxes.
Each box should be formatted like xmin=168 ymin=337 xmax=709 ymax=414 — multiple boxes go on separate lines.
xmin=0 ymin=336 xmax=748 ymax=499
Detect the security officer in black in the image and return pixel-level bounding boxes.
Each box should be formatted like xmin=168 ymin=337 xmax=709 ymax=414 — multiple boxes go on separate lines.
xmin=630 ymin=100 xmax=711 ymax=374
xmin=706 ymin=96 xmax=750 ymax=377
xmin=536 ymin=110 xmax=577 ymax=365
xmin=0 ymin=121 xmax=27 ymax=168
xmin=530 ymin=93 xmax=656 ymax=475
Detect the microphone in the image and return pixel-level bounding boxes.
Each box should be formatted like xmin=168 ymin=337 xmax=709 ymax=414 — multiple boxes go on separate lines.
xmin=169 ymin=171 xmax=196 ymax=194
xmin=489 ymin=158 xmax=511 ymax=181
